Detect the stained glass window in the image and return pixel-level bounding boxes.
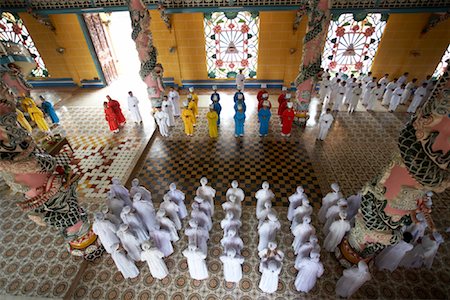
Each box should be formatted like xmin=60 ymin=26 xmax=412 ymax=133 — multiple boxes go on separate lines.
xmin=433 ymin=44 xmax=450 ymax=79
xmin=0 ymin=12 xmax=49 ymax=77
xmin=204 ymin=11 xmax=259 ymax=79
xmin=322 ymin=13 xmax=387 ymax=75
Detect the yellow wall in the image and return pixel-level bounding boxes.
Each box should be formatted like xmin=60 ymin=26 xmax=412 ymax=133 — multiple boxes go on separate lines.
xmin=19 ymin=13 xmax=100 ymax=84
xmin=371 ymin=13 xmax=450 ymax=81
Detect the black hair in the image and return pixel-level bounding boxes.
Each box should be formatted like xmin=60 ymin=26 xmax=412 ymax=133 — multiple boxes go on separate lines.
xmin=403 ymin=232 xmax=413 ymax=243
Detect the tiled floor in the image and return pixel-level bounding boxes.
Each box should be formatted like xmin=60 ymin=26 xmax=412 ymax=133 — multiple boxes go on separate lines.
xmin=0 ymin=87 xmax=448 ymax=300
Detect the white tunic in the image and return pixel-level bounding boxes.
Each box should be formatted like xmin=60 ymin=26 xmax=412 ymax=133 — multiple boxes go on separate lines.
xmin=133 ymin=199 xmax=157 ymax=232
xmin=127 ymin=95 xmax=142 ymax=123
xmin=220 ymin=254 xmax=244 ymax=283
xmin=344 ymin=81 xmax=356 ymax=104
xmin=287 ymin=191 xmax=307 ymax=221
xmin=294 ymin=257 xmax=324 ymax=293
xmin=332 ymin=85 xmax=346 ymax=110
xmin=183 ymin=248 xmax=209 ymax=280
xmin=111 ymin=249 xmax=140 ymax=279
xmin=335 ymin=265 xmax=371 ymax=298
xmin=221 ymin=235 xmax=244 ymax=254
xmin=116 ymin=229 xmax=142 ymax=261
xmin=150 ymin=229 xmax=173 ymax=257
xmin=290 ymin=204 xmax=313 ymax=231
xmin=259 ymin=259 xmax=282 ymax=294
xmin=107 ymin=197 xmax=125 ymax=220
xmin=168 ymin=90 xmax=181 ymax=116
xmin=198 ymin=199 xmax=213 ymax=218
xmin=160 ymin=201 xmax=181 ymax=230
xmin=422 ymin=235 xmax=441 ymax=269
xmin=317 ymin=113 xmax=334 ymax=141
xmin=257 ymin=207 xmax=277 ymax=228
xmin=349 ymin=87 xmax=362 ymax=112
xmin=92 ymin=219 xmax=120 ymax=253
xmin=154 ymin=111 xmax=169 ymax=137
xmin=120 ymin=210 xmax=149 ymax=243
xmin=381 ymin=81 xmax=397 ymax=105
xmin=319 ymin=79 xmax=331 ymax=101
xmin=162 ymin=99 xmax=175 ymax=127
xmin=323 ymin=204 xmax=342 ymax=235
xmin=225 ymin=187 xmax=245 ymax=204
xmin=258 ymin=219 xmax=281 ymax=251
xmin=318 ymin=191 xmax=341 ymax=223
xmin=375 ymin=241 xmax=413 ymax=272
xmin=157 ymin=215 xmax=179 ymax=241
xmin=110 ymin=183 xmax=133 ymax=207
xmin=324 ymin=219 xmax=351 ymax=252
xmin=196 ymin=185 xmax=216 ymax=215
xmin=362 ymin=81 xmax=375 ymax=105
xmin=255 ymin=189 xmax=275 ymax=217
xmin=141 ymin=248 xmax=169 ymax=279
xmin=407 ymin=86 xmax=427 ymax=113
xmin=191 ymin=209 xmax=212 ymax=231
xmin=294 ymin=242 xmax=321 ymax=269
xmin=130 ymin=184 xmax=152 ymax=203
xmin=165 ymin=189 xmax=187 ymax=219
xmin=222 ymin=201 xmax=242 ymax=219
xmin=185 ymin=226 xmax=209 ymax=255
xmin=292 ymin=223 xmax=316 ymax=253
xmin=400 ymin=81 xmax=415 ymax=104
xmin=367 ymin=87 xmax=383 ymax=110
xmin=389 ymin=87 xmax=404 ymax=111
xmin=220 ymin=218 xmax=242 ymax=235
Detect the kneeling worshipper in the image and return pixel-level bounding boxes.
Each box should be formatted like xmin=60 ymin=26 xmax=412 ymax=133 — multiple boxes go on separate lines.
xmin=259 ymin=258 xmax=282 ymax=294
xmin=294 ymin=251 xmax=323 ymax=293
xmin=183 ymin=244 xmax=209 ymax=280
xmin=335 ymin=261 xmax=371 ymax=298
xmin=220 ymin=247 xmax=244 ymax=283
xmin=111 ymin=244 xmax=140 ymax=279
xmin=141 ymin=241 xmax=169 ymax=280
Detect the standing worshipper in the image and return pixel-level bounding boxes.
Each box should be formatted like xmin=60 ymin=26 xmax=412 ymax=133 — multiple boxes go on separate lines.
xmin=323 ymin=211 xmax=351 ymax=252
xmin=211 ymin=86 xmax=222 ymax=126
xmin=16 ymin=108 xmax=32 ymax=133
xmin=110 ymin=178 xmax=132 ymax=207
xmin=221 ymin=211 xmax=242 ymax=235
xmin=106 ymin=95 xmax=126 ymax=126
xmin=329 ymin=78 xmax=341 ymax=105
xmin=375 ymin=232 xmax=413 ymax=272
xmin=397 ymin=72 xmax=409 ymax=85
xmin=196 ymin=177 xmax=216 ymax=215
xmin=221 ymin=228 xmax=244 ymax=254
xmin=168 ymin=86 xmax=181 ymax=117
xmin=92 ymin=212 xmax=120 ymax=253
xmin=332 ymin=81 xmax=346 ymax=111
xmin=290 ymin=198 xmax=313 ymax=231
xmin=319 ymin=75 xmax=331 ymax=103
xmin=40 ymin=95 xmax=59 ymax=124
xmin=381 ymin=78 xmax=398 ymax=106
xmin=183 ymin=244 xmax=209 ymax=280
xmin=234 ymin=89 xmax=245 ymax=103
xmin=141 ymin=241 xmax=169 ymax=280
xmin=292 ymin=216 xmax=316 ymax=253
xmin=104 ymin=101 xmax=119 ymax=133
xmin=156 ymin=209 xmax=179 ymax=242
xmin=389 ymin=84 xmax=405 ymax=112
xmin=154 ymin=106 xmax=170 ymax=137
xmin=120 ymin=206 xmax=149 ymax=243
xmin=234 ymin=104 xmax=246 ymax=137
xmin=181 ymin=101 xmax=194 ymax=136
xmin=361 ymin=77 xmax=376 ymax=106
xmin=111 ymin=244 xmax=140 ymax=279
xmin=278 ymin=93 xmax=291 ymax=120
xmin=362 ymin=71 xmax=373 ymax=94
xmin=258 ymin=100 xmax=271 ymax=137
xmin=281 ymin=102 xmax=295 ymax=137
xmin=278 ymin=87 xmax=288 ymax=115
xmin=317 ymin=108 xmax=334 ymax=141
xmin=165 ymin=183 xmax=187 ymax=219
xmin=149 ymin=223 xmax=173 ymax=257
xmin=400 ymin=78 xmax=417 ymax=105
xmin=162 ymin=95 xmax=175 ymax=127
xmin=211 ymin=85 xmax=220 ymax=103
xmin=348 ymin=83 xmax=362 ymax=113
xmin=116 ymin=224 xmax=142 ymax=261
xmin=259 ymin=259 xmax=282 ymax=294
xmin=323 ymin=198 xmax=348 ymax=235
xmin=206 ymin=105 xmax=219 ymax=138
xmin=294 ymin=251 xmax=324 ymax=293
xmin=130 ymin=178 xmax=152 ymax=202
xmin=160 ymin=195 xmax=181 ymax=230
xmin=343 ymin=77 xmax=356 ymax=105
xmin=220 ymin=248 xmax=244 ymax=283
xmin=185 ymin=219 xmax=209 ymax=255
xmin=336 ymin=261 xmax=371 ymax=298
xmin=188 ymin=87 xmax=199 ymax=117
xmin=378 ymin=74 xmax=389 ymax=92
xmin=235 ymin=69 xmax=245 ymax=91
xmin=255 ymin=181 xmax=275 ymax=217
xmin=26 ymin=98 xmax=50 ymax=133
xmin=257 ymin=84 xmax=268 ymax=104
xmin=187 ymin=95 xmax=197 ymax=126
xmin=127 ymin=91 xmax=142 ymax=124
xmin=295 ymin=235 xmax=321 ymax=267
xmin=407 ymin=82 xmax=428 ymax=113
xmin=226 ymin=180 xmax=245 ymax=204
xmin=133 ymin=193 xmax=157 ymax=232
xmin=367 ymin=83 xmax=383 ymax=111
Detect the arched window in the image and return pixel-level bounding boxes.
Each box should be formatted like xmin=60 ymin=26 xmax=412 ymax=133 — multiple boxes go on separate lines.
xmin=433 ymin=44 xmax=449 ymax=78
xmin=322 ymin=13 xmax=387 ymax=75
xmin=204 ymin=11 xmax=259 ymax=79
xmin=0 ymin=12 xmax=49 ymax=77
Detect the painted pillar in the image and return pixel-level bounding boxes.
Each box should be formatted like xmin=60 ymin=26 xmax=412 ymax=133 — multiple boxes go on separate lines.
xmin=127 ymin=0 xmax=165 ymax=109
xmin=339 ymin=67 xmax=449 ymax=265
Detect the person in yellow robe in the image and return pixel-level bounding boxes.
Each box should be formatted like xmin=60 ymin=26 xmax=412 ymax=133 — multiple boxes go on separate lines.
xmin=181 ymin=101 xmax=194 ymax=136
xmin=16 ymin=108 xmax=32 ymax=133
xmin=22 ymin=97 xmax=50 ymax=132
xmin=206 ymin=105 xmax=218 ymax=138
xmin=187 ymin=95 xmax=197 ymax=126
xmin=188 ymin=87 xmax=199 ymax=117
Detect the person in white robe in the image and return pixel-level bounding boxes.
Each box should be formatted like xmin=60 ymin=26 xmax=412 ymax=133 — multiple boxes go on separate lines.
xmin=292 ymin=216 xmax=316 ymax=253
xmin=259 ymin=258 xmax=282 ymax=294
xmin=288 ymin=186 xmax=307 ymax=221
xmin=149 ymin=223 xmax=173 ymax=257
xmin=346 ymin=193 xmax=362 ymax=222
xmin=221 ymin=228 xmax=244 ymax=254
xmin=323 ymin=198 xmax=348 ymax=235
xmin=101 ymin=205 xmax=122 ymax=226
xmin=165 ymin=183 xmax=187 ymax=219
xmin=361 ymin=72 xmax=373 ymax=95
xmin=388 ymin=84 xmax=405 ymax=112
xmin=183 ymin=244 xmax=209 ymax=280
xmin=290 ymin=198 xmax=313 ymax=232
xmin=375 ymin=232 xmax=413 ymax=272
xmin=367 ymin=83 xmax=383 ymax=111
xmin=130 ymin=178 xmax=152 ymax=203
xmin=317 ymin=108 xmax=334 ymax=141
xmin=257 ymin=201 xmax=277 ymax=228
xmin=235 ymin=70 xmax=245 ymax=91
xmin=324 ymin=211 xmax=351 ymax=252
xmin=336 ymin=261 xmax=371 ymax=298
xmin=329 ymin=77 xmax=341 ymax=105
xmin=381 ymin=79 xmax=398 ymax=106
xmin=160 ymin=195 xmax=181 ymax=230
xmin=332 ymin=81 xmax=346 ymax=111
xmin=185 ymin=219 xmax=209 ymax=255
xmin=107 ymin=191 xmax=125 ymax=220
xmin=255 ymin=181 xmax=275 ymax=217
xmin=194 ymin=196 xmax=213 ymax=219
xmin=348 ymin=83 xmax=362 ymax=113
xmin=400 ymin=79 xmax=417 ymax=104
xmin=132 ymin=193 xmax=157 ymax=232
xmin=406 ymin=212 xmax=428 ymax=244
xmin=127 ymin=91 xmax=142 ymax=124
xmin=422 ymin=232 xmax=444 ymax=269
xmin=407 ymin=83 xmax=427 ymax=113
xmin=221 ymin=211 xmax=242 ymax=236
xmin=156 ymin=209 xmax=179 ymax=241
xmin=220 ymin=248 xmax=244 ymax=283
xmin=225 ymin=180 xmax=245 ymax=204
xmin=168 ymin=86 xmax=181 ymax=117
xmin=92 ymin=212 xmax=120 ymax=253
xmin=258 ymin=213 xmax=281 ymax=251
xmin=116 ymin=224 xmax=142 ymax=261
xmin=110 ymin=178 xmax=132 ymax=207
xmin=378 ymin=74 xmax=389 ymax=92
xmin=294 ymin=251 xmax=324 ymax=293
xmin=397 ymin=72 xmax=409 ymax=85
xmin=319 ymin=75 xmax=331 ymax=103
xmin=222 ymin=195 xmax=242 ymax=219
xmin=120 ymin=206 xmax=149 ymax=243
xmin=259 ymin=242 xmax=284 ymax=273
xmin=343 ymin=78 xmax=356 ymax=105
xmin=154 ymin=107 xmax=170 ymax=137
xmin=111 ymin=243 xmax=140 ymax=279
xmin=318 ymin=183 xmax=342 ymax=223
xmin=362 ymin=78 xmax=376 ymax=106
xmin=196 ymin=177 xmax=216 ymax=216
xmin=191 ymin=203 xmax=213 ymax=231
xmin=162 ymin=95 xmax=175 ymax=127
xmin=141 ymin=241 xmax=168 ymax=279
xmin=295 ymin=235 xmax=320 ymax=269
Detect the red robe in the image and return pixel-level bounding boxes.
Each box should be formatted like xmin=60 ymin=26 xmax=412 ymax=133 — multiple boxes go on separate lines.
xmin=279 ymin=100 xmax=288 ymax=122
xmin=104 ymin=107 xmax=119 ymax=131
xmin=277 ymin=94 xmax=287 ymax=115
xmin=257 ymin=89 xmax=268 ymax=103
xmin=281 ymin=108 xmax=295 ymax=134
xmin=108 ymin=99 xmax=126 ymax=125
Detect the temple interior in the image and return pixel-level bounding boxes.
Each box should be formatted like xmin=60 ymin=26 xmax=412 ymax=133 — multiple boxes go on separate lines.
xmin=0 ymin=1 xmax=449 ymax=299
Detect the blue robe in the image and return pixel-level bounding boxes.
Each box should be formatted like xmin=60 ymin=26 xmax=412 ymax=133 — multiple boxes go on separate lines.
xmin=213 ymin=102 xmax=222 ymax=125
xmin=234 ymin=111 xmax=246 ymax=136
xmin=233 ymin=92 xmax=245 ymax=103
xmin=211 ymin=92 xmax=220 ymax=102
xmin=234 ymin=101 xmax=246 ymax=113
xmin=41 ymin=100 xmax=59 ymax=124
xmin=258 ymin=108 xmax=271 ymax=135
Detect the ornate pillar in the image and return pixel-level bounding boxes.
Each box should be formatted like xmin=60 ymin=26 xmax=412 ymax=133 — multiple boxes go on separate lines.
xmin=127 ymin=0 xmax=165 ymax=109
xmin=0 ymin=63 xmax=102 ymax=260
xmin=294 ymin=0 xmax=330 ymax=112
xmin=339 ymin=68 xmax=449 ymax=265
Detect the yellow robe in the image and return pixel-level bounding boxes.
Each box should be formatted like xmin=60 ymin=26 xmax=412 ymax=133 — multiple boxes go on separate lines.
xmin=188 ymin=101 xmax=197 ymax=125
xmin=28 ymin=106 xmax=50 ymax=132
xmin=16 ymin=109 xmax=32 ymax=132
xmin=181 ymin=108 xmax=194 ymax=135
xmin=190 ymin=93 xmax=199 ymax=116
xmin=206 ymin=111 xmax=218 ymax=138
xmin=21 ymin=97 xmax=36 ymax=117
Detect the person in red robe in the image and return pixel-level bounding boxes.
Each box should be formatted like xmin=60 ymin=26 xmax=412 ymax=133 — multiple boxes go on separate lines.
xmin=279 ymin=93 xmax=291 ymax=123
xmin=107 ymin=95 xmax=126 ymax=126
xmin=277 ymin=87 xmax=288 ymax=115
xmin=257 ymin=84 xmax=268 ymax=103
xmin=281 ymin=102 xmax=295 ymax=137
xmin=104 ymin=102 xmax=119 ymax=133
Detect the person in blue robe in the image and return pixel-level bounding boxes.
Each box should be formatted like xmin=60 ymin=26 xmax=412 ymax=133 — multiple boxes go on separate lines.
xmin=40 ymin=95 xmax=59 ymax=124
xmin=234 ymin=105 xmax=246 ymax=137
xmin=258 ymin=100 xmax=271 ymax=136
xmin=233 ymin=90 xmax=245 ymax=103
xmin=212 ymin=99 xmax=222 ymax=126
xmin=234 ymin=100 xmax=246 ymax=113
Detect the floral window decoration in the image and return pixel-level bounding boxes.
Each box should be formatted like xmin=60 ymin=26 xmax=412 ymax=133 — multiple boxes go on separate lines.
xmin=0 ymin=12 xmax=49 ymax=77
xmin=204 ymin=11 xmax=259 ymax=79
xmin=433 ymin=44 xmax=449 ymax=79
xmin=322 ymin=13 xmax=387 ymax=75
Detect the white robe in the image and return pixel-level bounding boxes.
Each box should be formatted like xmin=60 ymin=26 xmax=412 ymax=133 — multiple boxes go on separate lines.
xmin=397 ymin=75 xmax=407 ymax=85
xmin=154 ymin=111 xmax=169 ymax=137
xmin=346 ymin=194 xmax=361 ymax=221
xmin=318 ymin=191 xmax=341 ymax=223
xmin=257 ymin=207 xmax=277 ymax=228
xmin=162 ymin=99 xmax=175 ymax=127
xmin=157 ymin=215 xmax=179 ymax=241
xmin=165 ymin=189 xmax=187 ymax=219
xmin=367 ymin=87 xmax=383 ymax=110
xmin=221 ymin=235 xmax=244 ymax=254
xmin=287 ymin=192 xmax=307 ymax=221
xmin=235 ymin=74 xmax=245 ymax=91
xmin=149 ymin=229 xmax=173 ymax=257
xmin=185 ymin=226 xmax=209 ymax=255
xmin=407 ymin=86 xmax=427 ymax=113
xmin=344 ymin=82 xmax=355 ymax=104
xmin=332 ymin=85 xmax=346 ymax=110
xmin=111 ymin=249 xmax=140 ymax=279
xmin=196 ymin=185 xmax=216 ymax=215
xmin=127 ymin=95 xmax=142 ymax=123
xmin=294 ymin=258 xmax=324 ymax=293
xmin=110 ymin=184 xmax=132 ymax=208
xmin=198 ymin=200 xmax=213 ymax=218
xmin=375 ymin=241 xmax=413 ymax=272
xmin=323 ymin=204 xmax=342 ymax=235
xmin=318 ymin=113 xmax=334 ymax=141
xmin=160 ymin=201 xmax=181 ymax=230
xmin=116 ymin=229 xmax=142 ymax=261
xmin=220 ymin=254 xmax=244 ymax=283
xmin=222 ymin=201 xmax=242 ymax=219
xmin=130 ymin=185 xmax=152 ymax=203
xmin=141 ymin=247 xmax=169 ymax=279
xmin=389 ymin=87 xmax=404 ymax=111
xmin=259 ymin=259 xmax=281 ymax=294
xmin=319 ymin=79 xmax=331 ymax=101
xmin=183 ymin=248 xmax=209 ymax=280
xmin=348 ymin=87 xmax=362 ymax=112
xmin=292 ymin=223 xmax=316 ymax=253
xmin=220 ymin=218 xmax=242 ymax=235
xmin=362 ymin=82 xmax=375 ymax=105
xmin=133 ymin=200 xmax=157 ymax=232
xmin=120 ymin=210 xmax=149 ymax=243
xmin=191 ymin=209 xmax=212 ymax=231
xmin=92 ymin=219 xmax=120 ymax=253
xmin=335 ymin=265 xmax=371 ymax=298
xmin=294 ymin=242 xmax=321 ymax=269
xmin=258 ymin=219 xmax=281 ymax=251
xmin=255 ymin=189 xmax=275 ymax=217
xmin=225 ymin=187 xmax=245 ymax=203
xmin=382 ymin=82 xmax=398 ymax=105
xmin=400 ymin=82 xmax=415 ymax=104
xmin=290 ymin=204 xmax=313 ymax=232
xmin=422 ymin=235 xmax=441 ymax=269
xmin=324 ymin=219 xmax=350 ymax=252
xmin=168 ymin=90 xmax=181 ymax=116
